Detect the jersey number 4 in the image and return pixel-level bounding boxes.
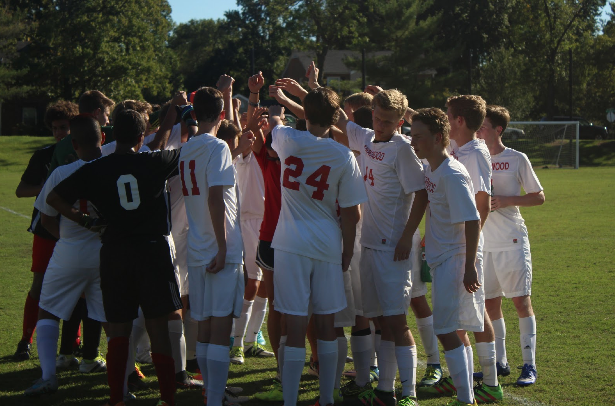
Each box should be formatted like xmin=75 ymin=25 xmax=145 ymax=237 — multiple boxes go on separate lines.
xmin=179 ymin=160 xmax=201 ymax=196
xmin=283 ymin=156 xmax=331 ymax=201
xmin=364 ymin=166 xmax=375 ymax=186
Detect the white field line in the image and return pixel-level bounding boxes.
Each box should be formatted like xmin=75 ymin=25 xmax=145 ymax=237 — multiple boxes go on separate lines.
xmin=0 ymin=206 xmax=29 ymax=219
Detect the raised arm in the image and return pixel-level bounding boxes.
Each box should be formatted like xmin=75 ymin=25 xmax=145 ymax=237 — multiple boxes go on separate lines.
xmin=269 ymin=86 xmax=304 ymax=119
xmin=275 ymin=78 xmax=309 ymax=101
xmin=334 ymin=106 xmax=351 ymax=147
xmin=232 ymin=98 xmax=242 ymax=130
xmin=147 ymin=92 xmax=187 ymax=151
xmin=246 ymin=107 xmax=268 ymax=154
xmin=268 ymin=105 xmax=285 ymax=130
xmin=247 ymin=71 xmax=265 ymax=124
xmin=307 ymin=61 xmax=321 ymax=90
xmin=231 ymin=130 xmax=255 ymax=159
xmin=217 ymin=74 xmax=235 ymax=124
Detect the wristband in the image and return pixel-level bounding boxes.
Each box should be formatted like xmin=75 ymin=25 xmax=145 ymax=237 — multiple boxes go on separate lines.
xmin=248 ymin=101 xmax=260 ymax=108
xmin=250 ymin=91 xmax=259 ymax=94
xmin=185 ymin=119 xmax=198 ymax=127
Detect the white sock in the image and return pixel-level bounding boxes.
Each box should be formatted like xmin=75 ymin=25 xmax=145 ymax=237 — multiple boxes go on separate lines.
xmin=395 ymin=345 xmax=417 ymax=397
xmin=476 ymin=342 xmax=498 ymax=387
xmin=492 ymin=318 xmax=507 ymax=366
xmin=133 ymin=309 xmax=150 ymax=361
xmin=283 ymin=346 xmax=306 ymax=406
xmin=519 ymin=316 xmax=536 ymax=366
xmin=207 ymin=344 xmax=230 ymax=406
xmin=350 ymin=334 xmax=372 ymax=387
xmin=465 ymin=345 xmax=474 ymax=396
xmin=278 ymin=335 xmax=287 ymax=383
xmin=230 ymin=319 xmax=236 ymax=338
xmin=234 ymin=299 xmax=253 ymax=349
xmin=370 ymin=321 xmax=377 ymax=367
xmin=445 ymin=345 xmax=472 ymax=404
xmin=168 ymin=319 xmax=185 ymax=373
xmin=124 ymin=333 xmax=136 ymax=395
xmin=37 ymin=319 xmax=60 ymax=381
xmin=246 ymin=296 xmax=267 ymax=344
xmin=184 ymin=309 xmax=198 ymax=361
xmin=335 ymin=337 xmax=347 ymax=389
xmin=196 ymin=342 xmax=209 ymax=390
xmin=376 ymin=340 xmax=396 ymax=392
xmin=318 ymin=340 xmax=338 ymax=405
xmin=416 ymin=316 xmax=440 ymax=364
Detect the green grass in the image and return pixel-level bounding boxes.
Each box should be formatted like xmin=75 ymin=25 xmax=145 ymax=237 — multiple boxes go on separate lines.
xmin=0 ymin=136 xmax=614 ymax=405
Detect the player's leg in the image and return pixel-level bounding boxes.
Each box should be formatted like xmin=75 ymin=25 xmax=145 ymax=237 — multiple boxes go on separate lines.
xmin=80 ymin=306 xmax=106 ymax=373
xmin=513 ymin=294 xmax=536 ymax=385
xmin=245 ymin=281 xmax=268 ymax=346
xmin=57 ymin=298 xmax=84 ymax=365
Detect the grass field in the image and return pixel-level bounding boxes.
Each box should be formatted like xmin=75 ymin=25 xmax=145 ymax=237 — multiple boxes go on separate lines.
xmin=0 ymin=136 xmax=614 ymax=405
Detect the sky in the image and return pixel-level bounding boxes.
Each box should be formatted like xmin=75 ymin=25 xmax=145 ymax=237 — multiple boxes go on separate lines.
xmin=168 ymin=1 xmax=612 ymax=25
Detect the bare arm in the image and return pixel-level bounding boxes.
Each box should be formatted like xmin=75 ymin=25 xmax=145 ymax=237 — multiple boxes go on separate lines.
xmin=275 ymin=78 xmax=309 ymax=101
xmin=246 ymin=107 xmax=268 ymax=155
xmin=217 ymin=74 xmax=235 ymax=124
xmin=491 ymin=191 xmax=545 ymax=211
xmin=269 ymin=86 xmax=305 ymax=119
xmin=46 ymin=190 xmax=82 ymax=224
xmin=231 ymin=131 xmax=255 ymax=159
xmin=16 ymin=180 xmax=43 ymax=198
xmin=41 ymin=213 xmax=60 ymax=240
xmin=147 ymin=92 xmax=187 ymax=151
xmin=475 ymin=191 xmax=491 ymax=229
xmin=307 ymin=61 xmax=321 ymax=90
xmin=268 ymin=105 xmax=285 ymax=129
xmin=247 ymin=71 xmax=265 ymax=126
xmin=463 ymin=219 xmax=481 ymax=293
xmin=340 ymin=205 xmax=360 ymax=272
xmin=334 ymin=107 xmax=351 ymax=146
xmin=206 ymin=185 xmax=227 ymax=274
xmin=232 ymin=98 xmax=242 ymax=130
xmin=394 ymin=189 xmax=428 ymax=261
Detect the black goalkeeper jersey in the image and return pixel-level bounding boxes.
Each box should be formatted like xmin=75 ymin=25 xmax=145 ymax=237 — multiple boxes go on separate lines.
xmin=53 ymin=150 xmax=180 ymax=244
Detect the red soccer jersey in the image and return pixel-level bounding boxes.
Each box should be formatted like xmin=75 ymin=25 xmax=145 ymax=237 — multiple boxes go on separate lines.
xmin=254 ymin=146 xmax=282 ymax=242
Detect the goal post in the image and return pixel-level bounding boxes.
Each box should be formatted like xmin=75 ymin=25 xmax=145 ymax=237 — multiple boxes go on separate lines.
xmin=505 ymin=121 xmax=580 ymax=169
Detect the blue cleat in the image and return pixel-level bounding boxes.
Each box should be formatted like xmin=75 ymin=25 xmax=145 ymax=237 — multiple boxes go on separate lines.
xmin=516 ymin=364 xmax=537 ymax=386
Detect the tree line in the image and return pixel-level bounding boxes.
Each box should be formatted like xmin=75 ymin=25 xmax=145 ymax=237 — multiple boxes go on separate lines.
xmin=1 ymin=0 xmax=614 ymax=127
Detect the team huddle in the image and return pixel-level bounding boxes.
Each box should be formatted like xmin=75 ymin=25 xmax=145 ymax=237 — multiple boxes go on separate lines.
xmin=13 ymin=64 xmax=545 ymax=406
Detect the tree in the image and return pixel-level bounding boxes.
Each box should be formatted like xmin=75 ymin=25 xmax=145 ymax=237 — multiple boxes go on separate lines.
xmin=0 ymin=2 xmax=31 ymax=103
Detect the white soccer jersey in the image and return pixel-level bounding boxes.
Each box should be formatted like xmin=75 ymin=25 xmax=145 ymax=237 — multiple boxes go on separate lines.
xmin=451 ymin=139 xmax=492 ymax=195
xmin=483 ymin=148 xmax=543 ymax=251
xmin=34 ymin=160 xmax=102 ymax=269
xmin=234 ymin=151 xmax=265 ymax=220
xmin=346 ymin=121 xmax=425 ymax=251
xmin=180 ymin=133 xmax=243 ymax=266
xmin=271 ymin=125 xmax=367 ymax=264
xmin=424 ymin=157 xmax=481 ymax=267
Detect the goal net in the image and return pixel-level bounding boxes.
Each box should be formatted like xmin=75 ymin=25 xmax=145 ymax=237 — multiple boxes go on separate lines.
xmin=504 ymin=121 xmax=579 ymax=169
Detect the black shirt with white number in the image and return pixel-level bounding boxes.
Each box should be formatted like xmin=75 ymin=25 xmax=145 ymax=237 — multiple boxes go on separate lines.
xmin=53 ymin=150 xmax=180 ymax=244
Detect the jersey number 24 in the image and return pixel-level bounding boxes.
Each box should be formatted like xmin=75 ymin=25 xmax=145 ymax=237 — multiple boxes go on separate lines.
xmin=283 ymin=156 xmax=331 ymax=201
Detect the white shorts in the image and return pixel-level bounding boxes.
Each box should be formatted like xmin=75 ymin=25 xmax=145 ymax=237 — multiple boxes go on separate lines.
xmin=241 ymin=218 xmax=263 ymax=281
xmin=349 ymin=235 xmax=363 ymax=316
xmin=431 ymin=253 xmax=484 ymax=335
xmin=188 ymin=263 xmax=244 ymax=321
xmin=483 ymin=247 xmax=532 ymax=300
xmin=171 ymin=225 xmax=189 ymax=296
xmin=334 ymin=270 xmax=356 ymax=328
xmin=39 ymin=258 xmax=106 ymax=322
xmin=361 ymin=247 xmax=412 ymax=318
xmin=410 ymin=232 xmax=427 ymax=298
xmin=274 ymin=250 xmax=346 ymax=316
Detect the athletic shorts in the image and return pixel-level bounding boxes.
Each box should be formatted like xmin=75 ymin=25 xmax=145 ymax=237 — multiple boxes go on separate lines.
xmin=99 ymin=238 xmax=182 ymax=323
xmin=334 ymin=269 xmax=356 ymax=328
xmin=349 ymin=233 xmax=363 ymax=316
xmin=171 ymin=226 xmax=189 ymax=296
xmin=256 ymin=240 xmax=274 ymax=271
xmin=39 ymin=257 xmax=106 ymax=322
xmin=431 ymin=253 xmax=484 ymax=335
xmin=274 ymin=250 xmax=346 ymax=316
xmin=241 ymin=218 xmax=264 ymax=281
xmin=410 ymin=232 xmax=428 ymax=298
xmin=188 ymin=263 xmax=244 ymax=321
xmin=31 ymin=234 xmax=56 ymax=274
xmin=483 ymin=247 xmax=532 ymax=300
xmin=361 ymin=247 xmax=412 ymax=318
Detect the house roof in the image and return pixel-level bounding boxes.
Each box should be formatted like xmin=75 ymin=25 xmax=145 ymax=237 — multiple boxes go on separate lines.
xmin=282 ymin=49 xmax=393 ymax=77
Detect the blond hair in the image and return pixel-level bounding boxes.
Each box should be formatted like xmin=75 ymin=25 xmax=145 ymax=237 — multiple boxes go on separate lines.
xmin=344 ymin=92 xmax=373 ymax=110
xmin=412 ymin=108 xmax=451 ymax=148
xmin=372 ymin=89 xmax=408 ymax=120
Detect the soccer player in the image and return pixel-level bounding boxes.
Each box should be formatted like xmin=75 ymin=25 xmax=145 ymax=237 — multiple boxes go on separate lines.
xmin=336 ymin=89 xmax=428 ymax=406
xmin=268 ymin=88 xmax=367 ymax=406
xmin=24 ymin=114 xmax=108 ymax=396
xmin=13 ymin=100 xmax=79 ymax=361
xmin=180 ymin=87 xmax=245 ymax=406
xmin=47 ymin=109 xmax=183 ymax=406
xmin=410 ymin=107 xmax=482 ymax=406
xmin=476 ymin=105 xmax=544 ymax=386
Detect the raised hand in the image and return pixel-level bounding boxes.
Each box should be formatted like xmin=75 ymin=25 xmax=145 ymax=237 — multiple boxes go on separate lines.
xmin=275 ymin=78 xmax=308 ymax=99
xmin=364 ymin=85 xmax=384 ymax=95
xmin=268 ymin=85 xmax=287 ymax=102
xmin=248 ymin=71 xmax=265 ymax=93
xmin=308 ymin=61 xmax=320 ymax=89
xmin=217 ymin=74 xmax=235 ymax=93
xmin=246 ymin=107 xmax=269 ymax=133
xmin=238 ymin=130 xmax=255 ymax=153
xmin=268 ymin=104 xmax=285 ymax=119
xmin=172 ymin=91 xmax=188 ymax=106
xmin=232 ymin=98 xmax=241 ymax=111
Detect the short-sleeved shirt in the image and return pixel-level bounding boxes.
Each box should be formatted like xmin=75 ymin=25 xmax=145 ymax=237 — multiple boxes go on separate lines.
xmin=254 ymin=141 xmax=282 ymax=242
xmin=424 ymin=157 xmax=481 ymax=267
xmin=235 ymin=152 xmax=265 ymax=220
xmin=271 ymin=125 xmax=367 ymax=264
xmin=35 ymin=160 xmax=101 ymax=268
xmin=346 ymin=121 xmax=425 ymax=250
xmin=21 ymin=144 xmax=58 ymax=240
xmin=179 ymin=133 xmax=243 ymax=266
xmin=52 ymin=150 xmax=180 ymax=244
xmin=483 ymin=148 xmax=543 ymax=252
xmin=47 ymin=126 xmax=113 ymax=177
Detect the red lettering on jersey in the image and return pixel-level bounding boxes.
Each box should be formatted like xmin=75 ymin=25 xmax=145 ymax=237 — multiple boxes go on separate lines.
xmin=363 ymin=166 xmax=375 ymax=186
xmin=425 ymin=176 xmax=436 ymax=193
xmin=180 ymin=160 xmax=201 ymax=196
xmin=282 ymin=156 xmax=332 ymax=201
xmin=363 ymin=145 xmax=385 ymax=161
xmin=492 ymin=162 xmax=510 ymax=171
xmin=283 ymin=156 xmax=303 ymax=191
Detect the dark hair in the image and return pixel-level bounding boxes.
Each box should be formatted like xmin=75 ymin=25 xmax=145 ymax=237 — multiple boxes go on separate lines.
xmin=296 ymin=118 xmax=307 ymax=131
xmin=193 ymin=87 xmax=224 ymax=122
xmin=70 ymin=114 xmax=102 ymax=148
xmin=412 ymin=108 xmax=451 ymax=148
xmin=485 ymin=105 xmax=510 ymax=135
xmin=445 ymin=95 xmax=486 ymax=133
xmin=44 ymin=100 xmax=79 ymax=130
xmin=114 ymin=109 xmax=146 ymax=145
xmin=217 ymin=120 xmax=241 ymax=142
xmin=303 ymin=87 xmax=340 ymax=127
xmin=264 ymin=132 xmax=273 ymax=150
xmin=353 ymin=106 xmax=373 ymax=129
xmin=78 ymin=90 xmax=114 ymax=114
xmin=112 ymin=100 xmax=151 ymax=124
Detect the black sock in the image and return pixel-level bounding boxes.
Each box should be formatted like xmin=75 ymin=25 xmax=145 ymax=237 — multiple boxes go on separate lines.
xmin=59 ymin=298 xmax=85 ymax=355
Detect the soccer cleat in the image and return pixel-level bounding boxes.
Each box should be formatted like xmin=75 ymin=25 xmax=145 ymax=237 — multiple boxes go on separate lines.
xmin=473 ymin=383 xmax=503 ymax=404
xmin=334 ymin=388 xmax=344 ymax=403
xmin=186 ymin=358 xmax=200 ymax=374
xmin=225 ymin=387 xmax=250 ymax=403
xmin=230 ymin=346 xmax=245 ymax=364
xmin=516 ymin=364 xmax=537 ymax=386
xmin=369 ymin=366 xmax=380 ymax=382
xmin=257 ymin=330 xmax=267 ymax=346
xmin=446 ymin=396 xmax=478 ymax=406
xmin=176 ymin=370 xmax=203 ymax=389
xmin=155 ymin=401 xmax=170 ymax=406
xmin=79 ymin=355 xmax=107 ymax=373
xmin=343 ymin=369 xmax=357 ymax=378
xmin=56 ymin=354 xmax=79 ymax=369
xmin=73 ymin=343 xmax=83 ymax=358
xmin=14 ymin=340 xmax=31 ymax=361
xmin=308 ymin=355 xmax=320 ymax=377
xmin=347 ymin=356 xmax=354 ymax=363
xmin=135 ymin=351 xmax=153 ymax=364
xmin=418 ymin=364 xmax=442 ymax=387
xmin=229 ymin=336 xmax=235 ymax=350
xmin=244 ymin=342 xmax=274 ymax=357
xmin=397 ymin=395 xmax=419 ymax=406
xmin=226 ymin=386 xmax=244 ymax=394
xmin=254 ymin=380 xmax=284 ymax=401
xmin=134 ymin=365 xmax=146 ymax=379
xmin=421 ymin=376 xmax=455 ymax=395
xmin=124 ymin=392 xmax=137 ymax=403
xmin=311 ymin=398 xmax=334 ymax=406
xmin=473 ymin=362 xmax=511 ymax=380
xmin=24 ymin=376 xmax=58 ymax=396
xmin=341 ymin=380 xmax=372 ymax=398
xmin=128 ymin=370 xmax=148 ymax=392
xmin=344 ymin=388 xmax=397 ymax=406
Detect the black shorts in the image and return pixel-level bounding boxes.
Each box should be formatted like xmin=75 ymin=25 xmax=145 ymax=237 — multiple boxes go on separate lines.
xmin=256 ymin=240 xmax=274 ymax=271
xmin=100 ymin=237 xmax=183 ymax=323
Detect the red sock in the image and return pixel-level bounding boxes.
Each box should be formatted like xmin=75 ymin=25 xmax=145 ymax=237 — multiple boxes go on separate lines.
xmin=75 ymin=324 xmax=82 ymax=348
xmin=21 ymin=293 xmax=39 ymax=343
xmin=152 ymin=352 xmax=176 ymax=406
xmin=107 ymin=336 xmax=130 ymax=405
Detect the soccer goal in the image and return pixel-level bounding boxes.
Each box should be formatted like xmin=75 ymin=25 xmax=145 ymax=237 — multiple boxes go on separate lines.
xmin=503 ymin=121 xmax=580 ymax=169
